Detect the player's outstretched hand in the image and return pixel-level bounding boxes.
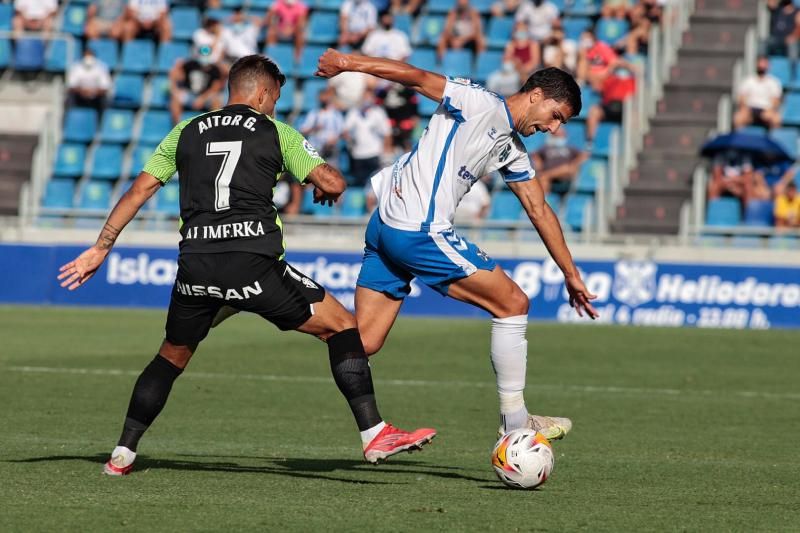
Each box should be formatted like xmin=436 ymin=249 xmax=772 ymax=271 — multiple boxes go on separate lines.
xmin=565 ymin=274 xmax=599 ymax=320
xmin=57 ymin=246 xmax=109 ymax=291
xmin=312 ymin=185 xmax=339 ymax=207
xmin=315 ymin=48 xmax=348 ymax=79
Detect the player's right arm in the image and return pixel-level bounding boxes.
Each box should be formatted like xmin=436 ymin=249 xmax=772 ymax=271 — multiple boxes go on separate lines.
xmin=316 ymin=48 xmax=447 ymax=103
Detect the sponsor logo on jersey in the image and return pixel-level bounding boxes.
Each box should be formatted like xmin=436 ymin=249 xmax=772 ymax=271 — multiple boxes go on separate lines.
xmin=303 ymin=140 xmax=321 ymax=159
xmin=175 ymin=281 xmax=264 ymax=300
xmin=183 ymin=220 xmax=266 ymax=240
xmin=456 ymin=165 xmax=479 ymax=184
xmin=487 ymin=127 xmax=497 ymax=140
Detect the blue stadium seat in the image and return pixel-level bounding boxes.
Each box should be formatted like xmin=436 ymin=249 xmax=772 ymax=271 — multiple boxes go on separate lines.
xmin=205 ymin=8 xmax=234 ymax=21
xmin=743 ymin=199 xmax=774 ymax=227
xmin=705 ymin=197 xmax=741 ymax=226
xmin=100 ymin=109 xmax=134 ymax=144
xmin=63 ymin=108 xmax=98 ymax=143
xmin=592 ymin=123 xmax=618 ymax=157
xmin=156 ymin=181 xmax=180 ymax=215
xmin=171 ymin=7 xmax=202 ymax=41
xmin=181 ymin=110 xmax=205 ymax=122
xmin=475 ymin=50 xmax=503 ymax=82
xmin=112 ymin=74 xmax=145 ymax=108
xmin=156 ymin=41 xmax=190 ymax=73
xmin=53 ymin=144 xmax=87 ymax=177
xmin=340 ymin=188 xmax=367 ymax=217
xmin=131 ymin=144 xmax=157 ymax=175
xmin=264 ymin=44 xmax=295 ymax=77
xmin=248 ymin=0 xmax=273 ymax=8
xmin=409 ymin=48 xmax=437 ymax=72
xmin=88 ymin=39 xmax=119 ymax=70
xmin=565 ymin=194 xmax=592 ymax=231
xmin=45 ymin=39 xmax=82 ymax=73
xmin=14 ymin=39 xmax=45 ymax=71
xmin=579 ymin=86 xmax=599 ymax=120
xmin=486 ymin=17 xmax=514 ymax=49
xmin=121 ymin=40 xmax=155 ymax=73
xmin=394 ymin=13 xmax=412 ymax=36
xmin=545 ymin=192 xmax=561 ymax=211
xmin=148 ymin=75 xmax=171 ymax=108
xmin=489 ymin=190 xmax=522 ymax=221
xmin=472 ymin=0 xmax=495 ymax=13
xmin=414 ymin=15 xmax=446 ymax=47
xmin=781 ymin=92 xmax=800 ymax=126
xmin=550 ymin=0 xmax=566 ymax=10
xmin=91 ymin=145 xmax=124 ymax=180
xmin=565 ymin=0 xmax=601 ymax=16
xmin=306 ymin=12 xmax=340 ymax=44
xmin=0 ymin=4 xmax=12 ymax=31
xmin=300 ymin=79 xmax=328 ymax=112
xmin=562 ymin=17 xmax=593 ymax=40
xmin=62 ymin=4 xmax=88 ymax=36
xmin=427 ymin=0 xmax=455 ymax=13
xmin=771 ymin=127 xmax=799 ymax=159
xmin=595 ymin=18 xmax=630 ymax=44
xmin=522 ymin=134 xmax=545 ymax=153
xmin=297 ymin=46 xmax=327 ymax=78
xmin=302 ymin=187 xmax=334 ymax=217
xmin=222 ymin=0 xmax=247 ymax=7
xmin=140 ymin=110 xmax=173 ymax=145
xmin=0 ymin=39 xmax=10 ymax=69
xmin=79 ymin=180 xmax=113 ymax=210
xmin=442 ymin=50 xmax=473 ymax=78
xmin=276 ymin=78 xmax=296 ymax=114
xmin=419 ymin=96 xmax=440 ymax=117
xmin=565 ymin=122 xmax=586 ymax=148
xmin=575 ymin=158 xmax=606 ymax=194
xmin=42 ymin=179 xmax=76 ymax=209
xmin=769 ymin=56 xmax=792 ymax=86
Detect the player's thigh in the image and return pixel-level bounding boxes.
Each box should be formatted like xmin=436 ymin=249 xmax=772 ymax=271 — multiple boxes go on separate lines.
xmin=165 ymin=255 xmax=225 ymax=349
xmin=295 ymin=291 xmax=356 ymax=339
xmin=448 ymin=265 xmax=530 ymax=318
xmin=355 ymin=285 xmax=403 ymax=356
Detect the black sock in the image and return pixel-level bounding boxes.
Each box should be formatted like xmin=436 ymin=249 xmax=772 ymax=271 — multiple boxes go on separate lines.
xmin=328 ymin=328 xmax=382 ymax=431
xmin=117 ymin=355 xmax=183 ymax=452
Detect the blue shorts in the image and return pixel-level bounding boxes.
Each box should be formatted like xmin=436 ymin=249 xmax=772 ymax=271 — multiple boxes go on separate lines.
xmin=357 ymin=211 xmax=496 ymax=298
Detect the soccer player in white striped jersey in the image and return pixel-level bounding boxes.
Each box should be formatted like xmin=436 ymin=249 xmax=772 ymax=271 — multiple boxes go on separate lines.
xmin=316 ymin=49 xmax=600 ymax=440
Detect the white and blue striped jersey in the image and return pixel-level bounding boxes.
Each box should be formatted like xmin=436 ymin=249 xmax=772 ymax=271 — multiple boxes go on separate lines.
xmin=371 ymin=77 xmax=535 ymax=233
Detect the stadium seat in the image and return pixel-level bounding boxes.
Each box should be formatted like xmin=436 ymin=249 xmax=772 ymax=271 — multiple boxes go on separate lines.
xmin=565 ymin=0 xmax=601 ymax=17
xmin=78 ymin=180 xmax=113 ymax=210
xmin=471 ymin=0 xmax=495 ymax=14
xmin=112 ymin=74 xmax=145 ymax=108
xmin=53 ymin=144 xmax=87 ymax=178
xmin=475 ymin=50 xmax=503 ymax=83
xmin=743 ymin=199 xmax=774 ymax=227
xmin=579 ymin=86 xmax=599 ymax=120
xmin=522 ymin=134 xmax=546 ymax=153
xmin=42 ymin=179 xmax=76 ymax=209
xmin=131 ymin=144 xmax=157 ymax=175
xmin=87 ymin=39 xmax=119 ymax=70
xmin=442 ymin=50 xmax=473 ymax=78
xmin=306 ymin=12 xmax=340 ymax=44
xmin=771 ymin=127 xmax=799 ymax=159
xmin=705 ymin=197 xmax=741 ymax=226
xmin=300 ymin=79 xmax=328 ymax=112
xmin=489 ymin=190 xmax=523 ymax=221
xmin=486 ymin=17 xmax=514 ymax=49
xmin=14 ymin=38 xmax=45 ymax=71
xmin=565 ymin=122 xmax=587 ymax=148
xmin=409 ymin=48 xmax=437 ymax=73
xmin=63 ymin=108 xmax=98 ymax=143
xmin=139 ymin=110 xmax=173 ymax=145
xmin=562 ymin=17 xmax=593 ymax=40
xmin=340 ymin=188 xmax=367 ymax=217
xmin=414 ymin=15 xmax=446 ymax=47
xmin=394 ymin=13 xmax=412 ymax=36
xmin=545 ymin=192 xmax=561 ymax=211
xmin=769 ymin=56 xmax=792 ymax=86
xmin=248 ymin=0 xmax=273 ymax=8
xmin=264 ymin=44 xmax=295 ymax=77
xmin=121 ymin=40 xmax=155 ymax=73
xmin=204 ymin=8 xmax=233 ymax=22
xmin=302 ymin=187 xmax=334 ymax=217
xmin=419 ymin=96 xmax=440 ymax=117
xmin=781 ymin=92 xmax=800 ymax=126
xmin=0 ymin=4 xmax=11 ymax=31
xmin=592 ymin=123 xmax=618 ymax=157
xmin=276 ymin=78 xmax=296 ymax=114
xmin=171 ymin=7 xmax=202 ymax=41
xmin=575 ymin=158 xmax=607 ymax=194
xmin=45 ymin=38 xmax=82 ymax=73
xmin=0 ymin=39 xmax=10 ymax=69
xmin=90 ymin=145 xmax=124 ymax=180
xmin=100 ymin=109 xmax=134 ymax=144
xmin=156 ymin=41 xmax=190 ymax=73
xmin=565 ymin=194 xmax=593 ymax=231
xmin=61 ymin=4 xmax=88 ymax=36
xmin=155 ymin=181 xmax=180 ymax=215
xmin=148 ymin=76 xmax=171 ymax=108
xmin=222 ymin=0 xmax=246 ymax=7
xmin=427 ymin=0 xmax=455 ymax=13
xmin=595 ymin=18 xmax=630 ymax=44
xmin=296 ymin=46 xmax=327 ymax=78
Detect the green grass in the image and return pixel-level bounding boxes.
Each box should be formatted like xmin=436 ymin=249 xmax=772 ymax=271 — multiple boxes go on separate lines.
xmin=1 ymin=306 xmax=799 ymax=532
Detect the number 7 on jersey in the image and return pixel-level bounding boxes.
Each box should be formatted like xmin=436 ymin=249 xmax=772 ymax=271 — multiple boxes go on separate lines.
xmin=206 ymin=141 xmax=242 ymax=212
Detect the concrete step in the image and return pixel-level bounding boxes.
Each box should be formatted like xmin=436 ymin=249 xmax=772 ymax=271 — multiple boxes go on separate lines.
xmin=660 ymin=88 xmax=726 ymax=117
xmin=649 ymin=112 xmax=718 ymax=126
xmin=610 ymin=217 xmax=682 ymax=235
xmin=642 ymin=124 xmax=712 ymax=153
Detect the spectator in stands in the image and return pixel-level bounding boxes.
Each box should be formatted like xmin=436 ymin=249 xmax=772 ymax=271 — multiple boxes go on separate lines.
xmin=624 ymin=4 xmax=653 ymax=56
xmin=515 ymin=0 xmax=560 ymax=43
xmin=486 ymin=61 xmax=521 ymax=97
xmin=491 ymin=0 xmax=522 ymax=18
xmin=639 ymin=0 xmax=663 ymax=24
xmin=437 ymin=0 xmax=486 ymax=60
xmin=586 ymin=63 xmax=637 ymax=149
xmin=773 ymin=177 xmax=800 ymax=228
xmin=339 ymin=0 xmax=378 ymax=49
xmin=85 ymin=0 xmax=126 ymax=41
xmin=343 ymin=90 xmax=392 ymax=187
xmin=193 ymin=18 xmax=226 ymax=65
xmin=503 ymin=22 xmax=541 ymax=81
xmin=12 ymin=0 xmax=57 ymax=35
xmin=299 ymin=88 xmax=344 ymax=160
xmin=361 ymin=13 xmax=411 ymax=62
xmin=767 ymin=0 xmax=800 ymax=60
xmin=577 ymin=28 xmax=621 ymax=91
xmin=66 ymin=48 xmax=112 ymax=114
xmin=266 ymin=0 xmax=309 ymax=61
xmin=329 ymin=52 xmax=371 ymax=110
xmin=122 ymin=0 xmax=172 ymax=43
xmin=375 ymin=82 xmax=419 ymax=152
xmin=390 ymin=0 xmax=424 ymax=15
xmin=542 ymin=23 xmax=579 ymax=74
xmin=733 ymin=56 xmax=783 ymax=131
xmin=222 ymin=9 xmax=262 ymax=62
xmin=601 ymin=0 xmax=631 ymax=19
xmin=707 ymin=150 xmax=770 ymax=208
xmin=454 ymin=175 xmax=492 ymax=224
xmin=169 ymin=45 xmax=225 ymax=124
xmin=532 ymin=128 xmax=587 ymax=193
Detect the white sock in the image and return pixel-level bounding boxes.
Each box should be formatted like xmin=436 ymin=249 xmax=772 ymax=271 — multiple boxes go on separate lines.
xmin=360 ymin=421 xmax=387 ymax=446
xmin=110 ymin=445 xmax=136 ymax=467
xmin=491 ymin=315 xmax=529 ymax=432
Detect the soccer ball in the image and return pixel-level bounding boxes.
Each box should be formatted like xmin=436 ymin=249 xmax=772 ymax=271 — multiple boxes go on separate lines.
xmin=491 ymin=429 xmax=555 ymax=489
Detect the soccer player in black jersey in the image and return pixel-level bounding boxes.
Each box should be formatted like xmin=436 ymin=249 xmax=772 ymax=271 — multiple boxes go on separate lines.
xmin=58 ymin=55 xmax=435 ymax=475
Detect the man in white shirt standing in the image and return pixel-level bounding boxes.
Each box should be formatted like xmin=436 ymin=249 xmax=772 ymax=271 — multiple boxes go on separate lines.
xmin=515 ymin=0 xmax=560 ymax=42
xmin=67 ymin=48 xmax=112 ymax=114
xmin=343 ymin=90 xmax=392 ymax=186
xmin=734 ymin=55 xmax=784 ymax=130
xmin=361 ymin=12 xmax=411 ymax=62
xmin=13 ymin=0 xmax=57 ymax=35
xmin=339 ymin=0 xmax=378 ymax=49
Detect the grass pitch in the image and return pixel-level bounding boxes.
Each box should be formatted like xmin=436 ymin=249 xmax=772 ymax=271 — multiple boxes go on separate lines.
xmin=1 ymin=306 xmax=798 ymax=532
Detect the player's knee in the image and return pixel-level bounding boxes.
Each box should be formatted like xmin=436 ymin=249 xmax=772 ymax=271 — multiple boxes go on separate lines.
xmin=498 ymin=287 xmax=530 ymax=317
xmin=361 ymin=334 xmax=385 ymax=356
xmin=158 ymin=340 xmax=195 ymax=369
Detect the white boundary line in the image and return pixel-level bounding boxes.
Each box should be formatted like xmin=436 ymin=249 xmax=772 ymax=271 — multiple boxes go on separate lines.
xmin=7 ymin=365 xmax=800 ymax=401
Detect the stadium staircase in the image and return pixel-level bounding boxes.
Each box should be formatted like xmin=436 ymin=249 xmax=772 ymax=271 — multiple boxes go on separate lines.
xmin=611 ymin=0 xmax=759 ymax=235
xmin=0 ymin=134 xmax=38 ymax=216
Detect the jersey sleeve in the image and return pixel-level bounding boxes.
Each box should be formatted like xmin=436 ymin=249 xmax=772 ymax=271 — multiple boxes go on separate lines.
xmin=497 ymin=134 xmax=535 ymax=183
xmin=441 ymin=77 xmax=500 ymax=122
xmin=273 ymin=119 xmax=325 ymax=183
xmin=142 ymin=117 xmax=192 ymax=184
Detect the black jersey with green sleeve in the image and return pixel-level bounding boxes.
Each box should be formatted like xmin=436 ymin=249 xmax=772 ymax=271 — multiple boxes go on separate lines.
xmin=143 ymin=104 xmax=325 ymax=258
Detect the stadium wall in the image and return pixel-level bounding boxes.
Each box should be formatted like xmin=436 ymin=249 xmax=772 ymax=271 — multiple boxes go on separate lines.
xmin=2 ymin=228 xmax=799 ymax=330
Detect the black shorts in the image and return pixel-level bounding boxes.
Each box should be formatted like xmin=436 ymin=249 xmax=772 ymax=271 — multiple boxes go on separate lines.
xmin=165 ymin=252 xmax=326 ymax=346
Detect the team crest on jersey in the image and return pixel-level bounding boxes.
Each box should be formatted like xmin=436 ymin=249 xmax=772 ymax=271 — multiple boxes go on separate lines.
xmin=488 ymin=127 xmax=497 ymax=140
xmin=303 ymin=140 xmax=320 ymax=159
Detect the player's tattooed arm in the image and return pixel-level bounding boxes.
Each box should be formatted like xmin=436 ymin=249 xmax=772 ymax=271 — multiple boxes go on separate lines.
xmin=306 ymin=163 xmax=346 ymax=206
xmin=96 ymin=222 xmax=121 ymax=250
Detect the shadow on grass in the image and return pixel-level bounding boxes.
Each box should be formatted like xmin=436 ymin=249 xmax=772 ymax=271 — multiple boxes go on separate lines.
xmin=8 ymin=453 xmax=489 ymax=484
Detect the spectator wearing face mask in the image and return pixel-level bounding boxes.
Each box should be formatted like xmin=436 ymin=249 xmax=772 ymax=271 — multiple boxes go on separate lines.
xmin=193 ymin=17 xmax=225 ymax=65
xmin=514 ymin=0 xmax=560 ymax=42
xmin=361 ymin=12 xmax=411 ymax=62
xmin=266 ymin=0 xmax=309 ymax=61
xmin=541 ymin=23 xmax=579 ymax=73
xmin=437 ymin=0 xmax=486 ymax=60
xmin=67 ymin=48 xmax=112 ymax=114
xmin=222 ymin=8 xmax=262 ymax=61
xmin=577 ymin=28 xmax=621 ymax=91
xmin=486 ymin=61 xmax=521 ymax=97
xmin=733 ymin=56 xmax=783 ymax=131
xmin=586 ymin=62 xmax=637 ymax=149
xmin=169 ymin=45 xmax=226 ymax=124
xmin=503 ymin=22 xmax=541 ymax=81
